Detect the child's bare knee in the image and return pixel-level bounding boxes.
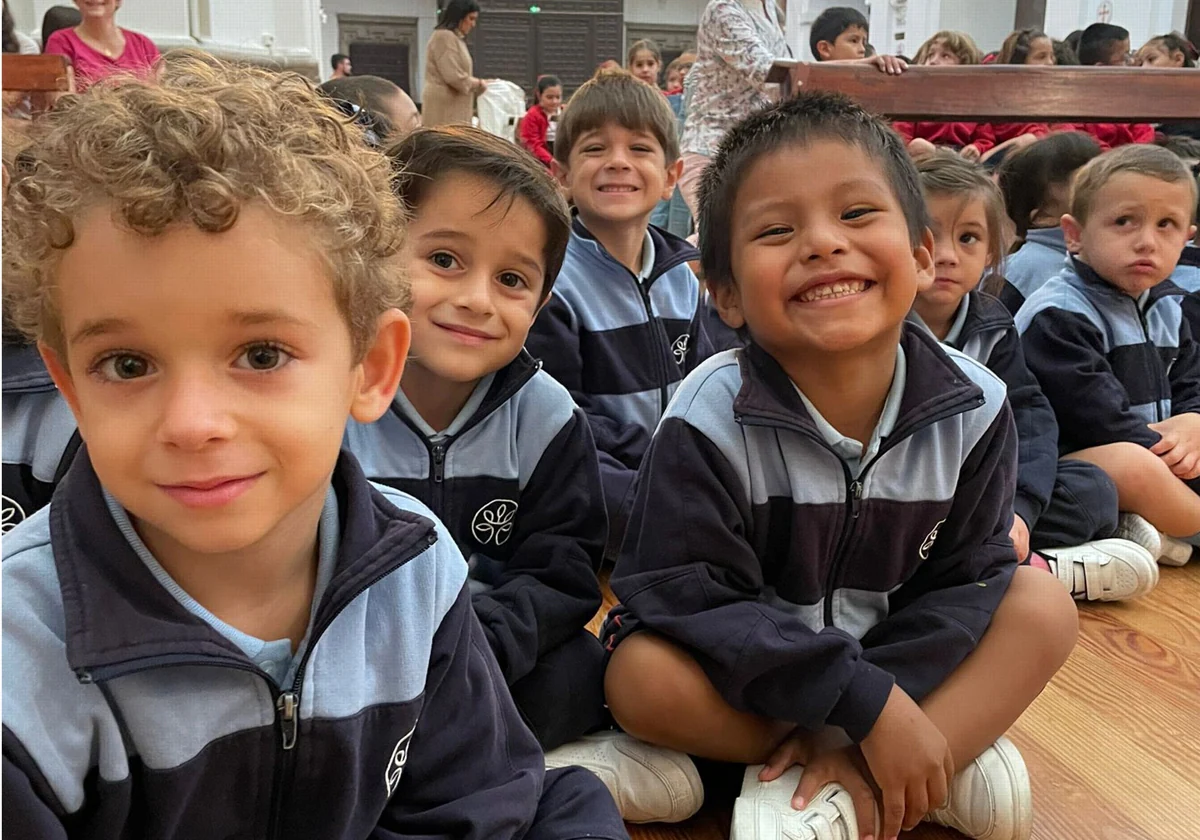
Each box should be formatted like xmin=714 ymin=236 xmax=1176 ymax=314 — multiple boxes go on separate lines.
xmin=604 ymin=632 xmax=697 ymax=741
xmin=998 ymin=566 xmax=1079 ymax=668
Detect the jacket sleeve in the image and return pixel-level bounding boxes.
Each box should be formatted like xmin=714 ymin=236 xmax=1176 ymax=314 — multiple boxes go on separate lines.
xmin=3 ymin=732 xmax=70 ymax=840
xmin=375 ymin=584 xmax=546 ymax=840
xmin=429 ymin=32 xmax=479 ymax=95
xmin=1130 ymin=123 xmax=1156 ymax=144
xmin=1169 ymin=313 xmax=1200 ymax=416
xmin=611 ymin=417 xmax=897 ymax=744
xmin=857 ymin=403 xmax=1019 ymax=704
xmin=472 ymin=409 xmax=605 ymax=683
xmin=702 ymin=0 xmax=779 ymax=84
xmin=983 ymin=327 xmax=1058 ymax=528
xmin=519 ymin=108 xmax=553 ymax=167
xmin=526 ymin=295 xmax=647 ymax=513
xmin=969 ymin=122 xmax=996 ymax=154
xmin=1020 ymin=308 xmax=1161 ymax=450
xmin=891 ymin=121 xmax=916 ymax=142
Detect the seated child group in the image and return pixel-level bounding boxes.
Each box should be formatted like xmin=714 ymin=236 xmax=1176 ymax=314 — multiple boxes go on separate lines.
xmin=3 ymin=14 xmax=1199 ymax=840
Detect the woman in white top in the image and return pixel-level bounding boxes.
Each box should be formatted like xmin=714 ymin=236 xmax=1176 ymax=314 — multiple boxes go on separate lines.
xmin=678 ymin=0 xmax=905 ymax=233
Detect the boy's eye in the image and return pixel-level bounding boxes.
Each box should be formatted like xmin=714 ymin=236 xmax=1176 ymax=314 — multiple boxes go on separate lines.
xmin=430 ymin=252 xmax=459 ymax=270
xmin=498 ymin=272 xmax=527 ymax=289
xmin=236 ymin=343 xmax=292 ymax=372
xmin=1158 ymin=218 xmax=1178 ymax=229
xmin=755 ymin=225 xmax=791 ymax=240
xmin=96 ymin=353 xmax=151 ymax=381
xmin=1114 ymin=216 xmax=1131 ymax=226
xmin=842 ymin=207 xmax=874 ymax=221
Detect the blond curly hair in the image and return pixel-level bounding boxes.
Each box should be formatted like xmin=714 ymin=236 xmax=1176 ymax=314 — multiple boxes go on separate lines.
xmin=3 ymin=50 xmax=409 ymax=361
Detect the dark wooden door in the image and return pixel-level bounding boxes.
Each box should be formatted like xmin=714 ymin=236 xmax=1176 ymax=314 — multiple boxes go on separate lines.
xmin=348 ymin=41 xmax=412 ymax=95
xmin=467 ymin=0 xmax=623 ymax=99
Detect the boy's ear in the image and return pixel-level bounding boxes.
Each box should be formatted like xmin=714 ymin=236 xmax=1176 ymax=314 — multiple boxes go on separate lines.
xmin=550 ymin=158 xmax=570 ymax=192
xmin=1061 ymin=214 xmax=1084 ymax=253
xmin=709 ymin=279 xmax=746 ymax=331
xmin=661 ymin=157 xmax=684 ymax=200
xmin=913 ymin=227 xmax=936 ymax=291
xmin=349 ymin=309 xmax=411 ymax=424
xmin=38 ymin=342 xmax=84 ymax=424
xmin=1188 ymin=223 xmax=1197 ymax=243
xmin=816 ymin=40 xmax=834 ymax=61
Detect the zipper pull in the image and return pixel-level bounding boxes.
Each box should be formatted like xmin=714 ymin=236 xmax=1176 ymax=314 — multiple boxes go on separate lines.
xmin=277 ymin=691 xmax=299 ymax=751
xmin=432 ymin=443 xmax=446 ymax=483
xmin=851 ymin=480 xmax=863 ymax=519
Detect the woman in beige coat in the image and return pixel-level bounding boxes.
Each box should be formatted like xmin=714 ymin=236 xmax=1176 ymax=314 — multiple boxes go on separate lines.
xmin=421 ymin=0 xmax=486 ymax=126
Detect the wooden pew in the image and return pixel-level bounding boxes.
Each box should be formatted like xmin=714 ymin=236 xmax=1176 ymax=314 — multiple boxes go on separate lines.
xmin=765 ymin=61 xmax=1200 ymax=124
xmin=2 ymin=54 xmax=72 ymax=93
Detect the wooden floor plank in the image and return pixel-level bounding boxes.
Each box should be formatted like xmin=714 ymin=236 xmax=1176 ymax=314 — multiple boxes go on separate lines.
xmin=611 ymin=563 xmax=1200 ymax=839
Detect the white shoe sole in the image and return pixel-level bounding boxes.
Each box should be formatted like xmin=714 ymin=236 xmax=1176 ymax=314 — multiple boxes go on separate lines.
xmin=928 ymin=736 xmax=1032 ymax=840
xmin=1157 ymin=534 xmax=1193 ymax=567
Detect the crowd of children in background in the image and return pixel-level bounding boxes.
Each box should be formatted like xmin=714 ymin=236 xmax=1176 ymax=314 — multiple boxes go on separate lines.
xmin=3 ymin=5 xmax=1200 ymax=840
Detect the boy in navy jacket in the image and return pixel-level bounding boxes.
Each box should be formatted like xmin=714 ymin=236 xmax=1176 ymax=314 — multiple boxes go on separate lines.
xmin=1016 ymin=144 xmax=1200 ymax=567
xmin=346 ymin=126 xmax=701 ymax=825
xmin=603 ymin=93 xmax=1078 ymax=840
xmin=525 ymin=70 xmax=714 ymax=549
xmin=0 ymin=53 xmax=625 ymax=840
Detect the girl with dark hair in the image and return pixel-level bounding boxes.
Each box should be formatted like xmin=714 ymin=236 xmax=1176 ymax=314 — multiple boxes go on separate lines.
xmin=519 ymin=74 xmax=562 ymax=167
xmin=1137 ymin=31 xmax=1198 ymax=67
xmin=422 ymin=0 xmax=486 ymax=126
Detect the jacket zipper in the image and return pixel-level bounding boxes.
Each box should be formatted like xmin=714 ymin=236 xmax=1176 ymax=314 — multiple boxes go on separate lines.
xmin=633 ymin=276 xmax=673 ymax=414
xmin=431 ymin=440 xmax=447 ymax=512
xmin=1132 ymin=297 xmax=1164 ymax=423
xmin=264 ymin=529 xmax=437 ymax=840
xmin=740 ymin=391 xmax=983 ymax=629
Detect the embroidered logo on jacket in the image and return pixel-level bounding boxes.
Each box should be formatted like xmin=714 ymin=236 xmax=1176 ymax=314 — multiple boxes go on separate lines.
xmin=672 ymin=334 xmax=690 ymax=364
xmin=385 ymin=724 xmax=417 ymax=798
xmin=471 ymin=499 xmax=518 ymax=546
xmin=919 ymin=519 xmax=946 ymax=560
xmin=1 ymin=496 xmax=25 ymax=533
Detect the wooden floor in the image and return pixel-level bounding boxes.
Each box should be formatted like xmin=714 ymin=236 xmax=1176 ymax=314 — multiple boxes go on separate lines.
xmin=593 ymin=561 xmax=1200 ymax=840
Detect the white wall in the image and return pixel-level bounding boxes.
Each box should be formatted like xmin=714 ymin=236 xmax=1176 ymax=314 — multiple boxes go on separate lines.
xmin=624 ymin=0 xmax=706 ymax=26
xmin=317 ymin=0 xmax=438 ymax=84
xmin=939 ymin=0 xmax=1017 ymax=52
xmin=12 ymin=0 xmax=323 ymax=75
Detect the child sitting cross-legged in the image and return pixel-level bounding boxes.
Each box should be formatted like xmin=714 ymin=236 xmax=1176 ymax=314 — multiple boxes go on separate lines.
xmin=344 ymin=125 xmax=702 ymax=825
xmin=909 ymin=151 xmax=1159 ymax=601
xmin=602 ymin=92 xmax=1078 ymax=840
xmin=1016 ymin=144 xmax=1200 ymax=568
xmin=0 ymin=53 xmax=627 ymax=840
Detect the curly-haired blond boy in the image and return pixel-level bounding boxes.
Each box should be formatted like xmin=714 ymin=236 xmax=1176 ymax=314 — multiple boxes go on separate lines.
xmin=1 ymin=51 xmax=626 ymax=840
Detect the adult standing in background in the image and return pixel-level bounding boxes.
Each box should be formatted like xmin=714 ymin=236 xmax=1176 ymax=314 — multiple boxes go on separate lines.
xmin=421 ymin=0 xmax=486 ymax=127
xmin=44 ymin=0 xmax=159 ymax=90
xmin=330 ymin=53 xmax=352 ymax=79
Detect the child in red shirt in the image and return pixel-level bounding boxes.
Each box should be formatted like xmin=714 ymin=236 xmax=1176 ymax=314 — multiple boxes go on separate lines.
xmin=893 ymin=32 xmax=995 ymax=161
xmin=519 ymin=75 xmax=562 ymax=168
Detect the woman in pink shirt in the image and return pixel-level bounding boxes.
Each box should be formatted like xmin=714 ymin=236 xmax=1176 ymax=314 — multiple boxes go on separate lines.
xmin=44 ymin=0 xmax=159 ymax=91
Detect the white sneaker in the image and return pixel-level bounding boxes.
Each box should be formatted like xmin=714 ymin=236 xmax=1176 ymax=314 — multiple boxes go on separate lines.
xmin=730 ymin=764 xmax=871 ymax=840
xmin=1043 ymin=539 xmax=1159 ymax=601
xmin=1112 ymin=513 xmax=1161 ymax=558
xmin=1157 ymin=533 xmax=1194 ymax=567
xmin=543 ymin=731 xmax=703 ymax=823
xmin=926 ymin=736 xmax=1032 ymax=840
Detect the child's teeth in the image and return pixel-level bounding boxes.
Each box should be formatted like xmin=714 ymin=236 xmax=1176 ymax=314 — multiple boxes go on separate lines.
xmin=800 ymin=280 xmax=867 ymax=302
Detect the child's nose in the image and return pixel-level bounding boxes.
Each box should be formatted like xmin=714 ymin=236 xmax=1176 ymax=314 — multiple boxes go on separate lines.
xmin=156 ymin=371 xmax=237 ymax=450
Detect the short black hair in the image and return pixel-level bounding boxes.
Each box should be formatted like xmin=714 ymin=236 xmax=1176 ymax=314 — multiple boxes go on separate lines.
xmin=810 ymin=7 xmax=869 ymax=59
xmin=1078 ymin=22 xmax=1129 ymax=65
xmin=997 ymin=131 xmax=1100 ymax=239
xmin=388 ymin=125 xmax=571 ymax=298
xmin=331 ymin=53 xmax=349 ymax=70
xmin=699 ymin=91 xmax=929 ymax=290
xmin=1052 ymin=38 xmax=1078 ymax=65
xmin=319 ymin=75 xmax=407 ymax=146
xmin=436 ymin=0 xmax=481 ymax=31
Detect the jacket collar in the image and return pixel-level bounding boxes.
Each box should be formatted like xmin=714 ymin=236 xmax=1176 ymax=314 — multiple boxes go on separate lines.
xmin=570 ymin=214 xmax=700 ymax=285
xmin=2 ymin=343 xmax=57 ymax=393
xmin=1023 ymin=227 xmax=1067 ymax=254
xmin=51 ymin=449 xmax=438 ymax=680
xmin=1069 ymin=256 xmax=1184 ymax=307
xmin=733 ymin=323 xmax=984 ymax=447
xmin=951 ymin=291 xmax=1014 ymax=347
xmin=1180 ymin=244 xmax=1200 ymax=269
xmin=390 ymin=349 xmax=541 ymax=440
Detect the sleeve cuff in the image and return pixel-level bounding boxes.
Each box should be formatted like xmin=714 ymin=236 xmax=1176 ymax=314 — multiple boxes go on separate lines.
xmin=826 ymin=660 xmax=896 ymax=743
xmin=1012 ymin=494 xmax=1040 ymax=532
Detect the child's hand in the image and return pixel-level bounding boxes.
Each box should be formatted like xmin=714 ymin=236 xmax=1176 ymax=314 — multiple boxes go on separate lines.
xmin=960 ymin=144 xmax=982 ymax=161
xmin=1150 ymin=413 xmax=1200 ymax=479
xmin=907 ymin=138 xmax=937 ymax=160
xmin=793 ymin=746 xmax=880 ymax=840
xmin=1009 ymin=515 xmax=1030 ymax=561
xmin=859 ymin=684 xmax=954 ymax=839
xmin=758 ymin=726 xmax=813 ymax=784
xmin=863 ymin=54 xmax=908 ymax=75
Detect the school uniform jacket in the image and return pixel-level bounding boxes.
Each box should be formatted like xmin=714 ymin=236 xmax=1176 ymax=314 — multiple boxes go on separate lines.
xmin=343 ymin=350 xmax=605 ymax=685
xmin=2 ymin=344 xmax=81 ymax=534
xmin=609 ymin=326 xmax=1018 ymax=743
xmin=910 ymin=292 xmax=1058 ymax=530
xmin=998 ymin=228 xmax=1070 ymax=315
xmin=526 ymin=218 xmax=714 ymax=517
xmin=1 ymin=450 xmax=625 ymax=840
xmin=1174 ymin=246 xmax=1200 ymax=339
xmin=1015 ymin=257 xmax=1200 ymax=455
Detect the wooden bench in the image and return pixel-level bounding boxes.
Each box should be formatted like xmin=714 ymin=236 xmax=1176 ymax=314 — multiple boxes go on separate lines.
xmin=765 ymin=61 xmax=1200 ymax=124
xmin=2 ymin=54 xmax=72 ymax=93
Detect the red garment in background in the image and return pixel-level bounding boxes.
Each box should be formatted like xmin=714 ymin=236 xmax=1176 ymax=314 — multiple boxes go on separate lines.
xmin=892 ymin=121 xmax=996 ymax=154
xmin=519 ymin=104 xmax=554 ymax=167
xmin=1080 ymin=122 xmax=1156 ymax=150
